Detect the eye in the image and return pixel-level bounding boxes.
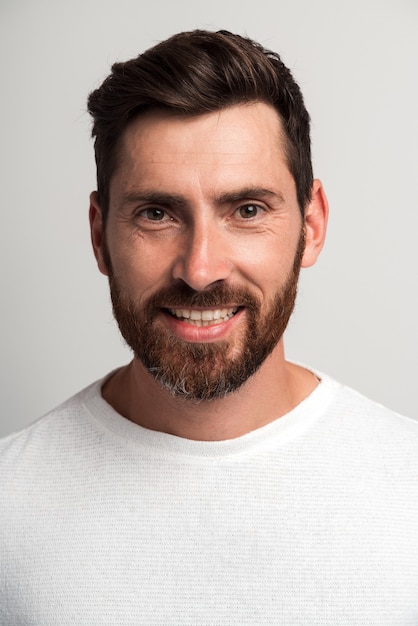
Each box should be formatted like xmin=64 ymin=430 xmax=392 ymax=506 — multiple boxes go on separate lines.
xmin=133 ymin=205 xmax=176 ymax=231
xmin=236 ymin=204 xmax=262 ymax=219
xmin=140 ymin=207 xmax=168 ymax=221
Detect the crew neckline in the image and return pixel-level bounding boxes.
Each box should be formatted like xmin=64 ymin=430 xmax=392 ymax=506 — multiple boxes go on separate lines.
xmin=81 ymin=368 xmax=339 ymax=458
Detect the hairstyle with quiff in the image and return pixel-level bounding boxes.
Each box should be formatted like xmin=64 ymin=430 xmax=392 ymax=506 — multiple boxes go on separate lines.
xmin=88 ymin=30 xmax=313 ymax=222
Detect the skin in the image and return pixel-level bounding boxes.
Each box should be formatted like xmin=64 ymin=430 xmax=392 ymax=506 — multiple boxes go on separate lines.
xmin=90 ymin=101 xmax=328 ymax=441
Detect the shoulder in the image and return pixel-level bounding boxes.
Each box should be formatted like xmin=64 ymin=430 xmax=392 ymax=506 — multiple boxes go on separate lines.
xmin=0 ymin=377 xmax=105 ymax=470
xmin=321 ymin=372 xmax=417 ymax=432
xmin=310 ymin=371 xmax=418 ymax=472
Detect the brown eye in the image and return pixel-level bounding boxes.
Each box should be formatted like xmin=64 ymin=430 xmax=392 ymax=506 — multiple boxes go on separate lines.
xmin=143 ymin=208 xmax=166 ymax=220
xmin=238 ymin=204 xmax=260 ymax=218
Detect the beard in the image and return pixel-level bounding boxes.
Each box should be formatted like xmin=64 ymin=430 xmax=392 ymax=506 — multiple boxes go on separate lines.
xmin=105 ymin=230 xmax=305 ymax=401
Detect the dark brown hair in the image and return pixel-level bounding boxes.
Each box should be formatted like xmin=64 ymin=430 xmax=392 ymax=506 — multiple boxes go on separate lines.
xmin=88 ymin=30 xmax=313 ymax=222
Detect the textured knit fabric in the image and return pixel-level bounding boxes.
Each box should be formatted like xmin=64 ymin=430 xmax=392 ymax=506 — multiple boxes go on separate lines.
xmin=1 ymin=371 xmax=418 ymax=625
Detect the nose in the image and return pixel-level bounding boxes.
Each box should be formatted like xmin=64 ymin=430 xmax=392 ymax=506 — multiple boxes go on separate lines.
xmin=171 ymin=220 xmax=232 ymax=291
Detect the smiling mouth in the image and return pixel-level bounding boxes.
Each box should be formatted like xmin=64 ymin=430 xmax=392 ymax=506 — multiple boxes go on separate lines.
xmin=165 ymin=307 xmax=239 ymax=327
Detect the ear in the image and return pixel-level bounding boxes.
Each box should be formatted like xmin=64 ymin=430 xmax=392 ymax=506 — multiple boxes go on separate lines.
xmin=301 ymin=179 xmax=329 ymax=268
xmin=89 ymin=191 xmax=109 ymax=276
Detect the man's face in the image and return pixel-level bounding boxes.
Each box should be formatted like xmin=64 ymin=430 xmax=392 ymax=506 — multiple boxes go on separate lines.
xmin=93 ymin=102 xmax=310 ymax=400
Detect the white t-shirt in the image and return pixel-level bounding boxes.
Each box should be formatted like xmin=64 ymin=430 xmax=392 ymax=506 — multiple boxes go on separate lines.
xmin=1 ymin=371 xmax=418 ymax=625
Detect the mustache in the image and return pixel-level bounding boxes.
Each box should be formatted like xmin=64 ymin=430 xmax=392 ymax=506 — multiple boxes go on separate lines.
xmin=145 ymin=282 xmax=260 ymax=310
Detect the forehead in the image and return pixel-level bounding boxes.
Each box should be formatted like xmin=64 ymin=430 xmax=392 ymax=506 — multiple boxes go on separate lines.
xmin=110 ymin=102 xmax=293 ymax=203
xmin=120 ymin=102 xmax=285 ymax=162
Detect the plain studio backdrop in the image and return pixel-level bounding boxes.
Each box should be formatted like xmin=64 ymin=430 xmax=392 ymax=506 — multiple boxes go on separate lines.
xmin=0 ymin=0 xmax=417 ymax=437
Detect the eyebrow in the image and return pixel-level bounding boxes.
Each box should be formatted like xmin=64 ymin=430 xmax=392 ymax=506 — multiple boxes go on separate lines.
xmin=215 ymin=187 xmax=285 ymax=205
xmin=118 ymin=187 xmax=285 ymax=210
xmin=119 ymin=191 xmax=186 ymax=209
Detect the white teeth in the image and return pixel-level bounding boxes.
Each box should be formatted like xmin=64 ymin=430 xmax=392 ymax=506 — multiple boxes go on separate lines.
xmin=201 ymin=310 xmax=215 ymax=321
xmin=169 ymin=307 xmax=238 ymax=325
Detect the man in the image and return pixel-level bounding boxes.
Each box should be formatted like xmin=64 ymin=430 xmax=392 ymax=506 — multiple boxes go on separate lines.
xmin=1 ymin=30 xmax=417 ymax=624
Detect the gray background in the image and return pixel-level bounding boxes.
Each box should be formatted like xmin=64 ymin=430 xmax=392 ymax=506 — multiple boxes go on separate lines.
xmin=1 ymin=0 xmax=417 ymax=437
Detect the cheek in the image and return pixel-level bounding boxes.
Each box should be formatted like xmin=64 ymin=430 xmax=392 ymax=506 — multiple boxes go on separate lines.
xmin=109 ymin=239 xmax=174 ymax=298
xmin=237 ymin=237 xmax=297 ymax=287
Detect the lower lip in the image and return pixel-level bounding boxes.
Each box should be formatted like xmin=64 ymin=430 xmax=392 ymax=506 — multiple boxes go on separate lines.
xmin=161 ymin=309 xmax=244 ymax=343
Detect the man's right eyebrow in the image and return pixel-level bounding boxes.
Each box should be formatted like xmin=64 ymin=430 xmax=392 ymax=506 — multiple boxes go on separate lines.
xmin=118 ymin=190 xmax=186 ymax=209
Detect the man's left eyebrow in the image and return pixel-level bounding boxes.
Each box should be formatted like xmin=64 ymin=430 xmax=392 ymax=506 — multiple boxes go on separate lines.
xmin=215 ymin=187 xmax=285 ymax=204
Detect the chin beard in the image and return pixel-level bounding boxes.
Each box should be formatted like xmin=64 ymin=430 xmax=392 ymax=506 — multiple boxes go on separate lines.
xmin=105 ymin=230 xmax=305 ymax=401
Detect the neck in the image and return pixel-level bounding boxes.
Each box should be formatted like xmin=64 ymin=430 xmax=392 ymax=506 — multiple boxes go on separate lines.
xmin=101 ymin=342 xmax=318 ymax=441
